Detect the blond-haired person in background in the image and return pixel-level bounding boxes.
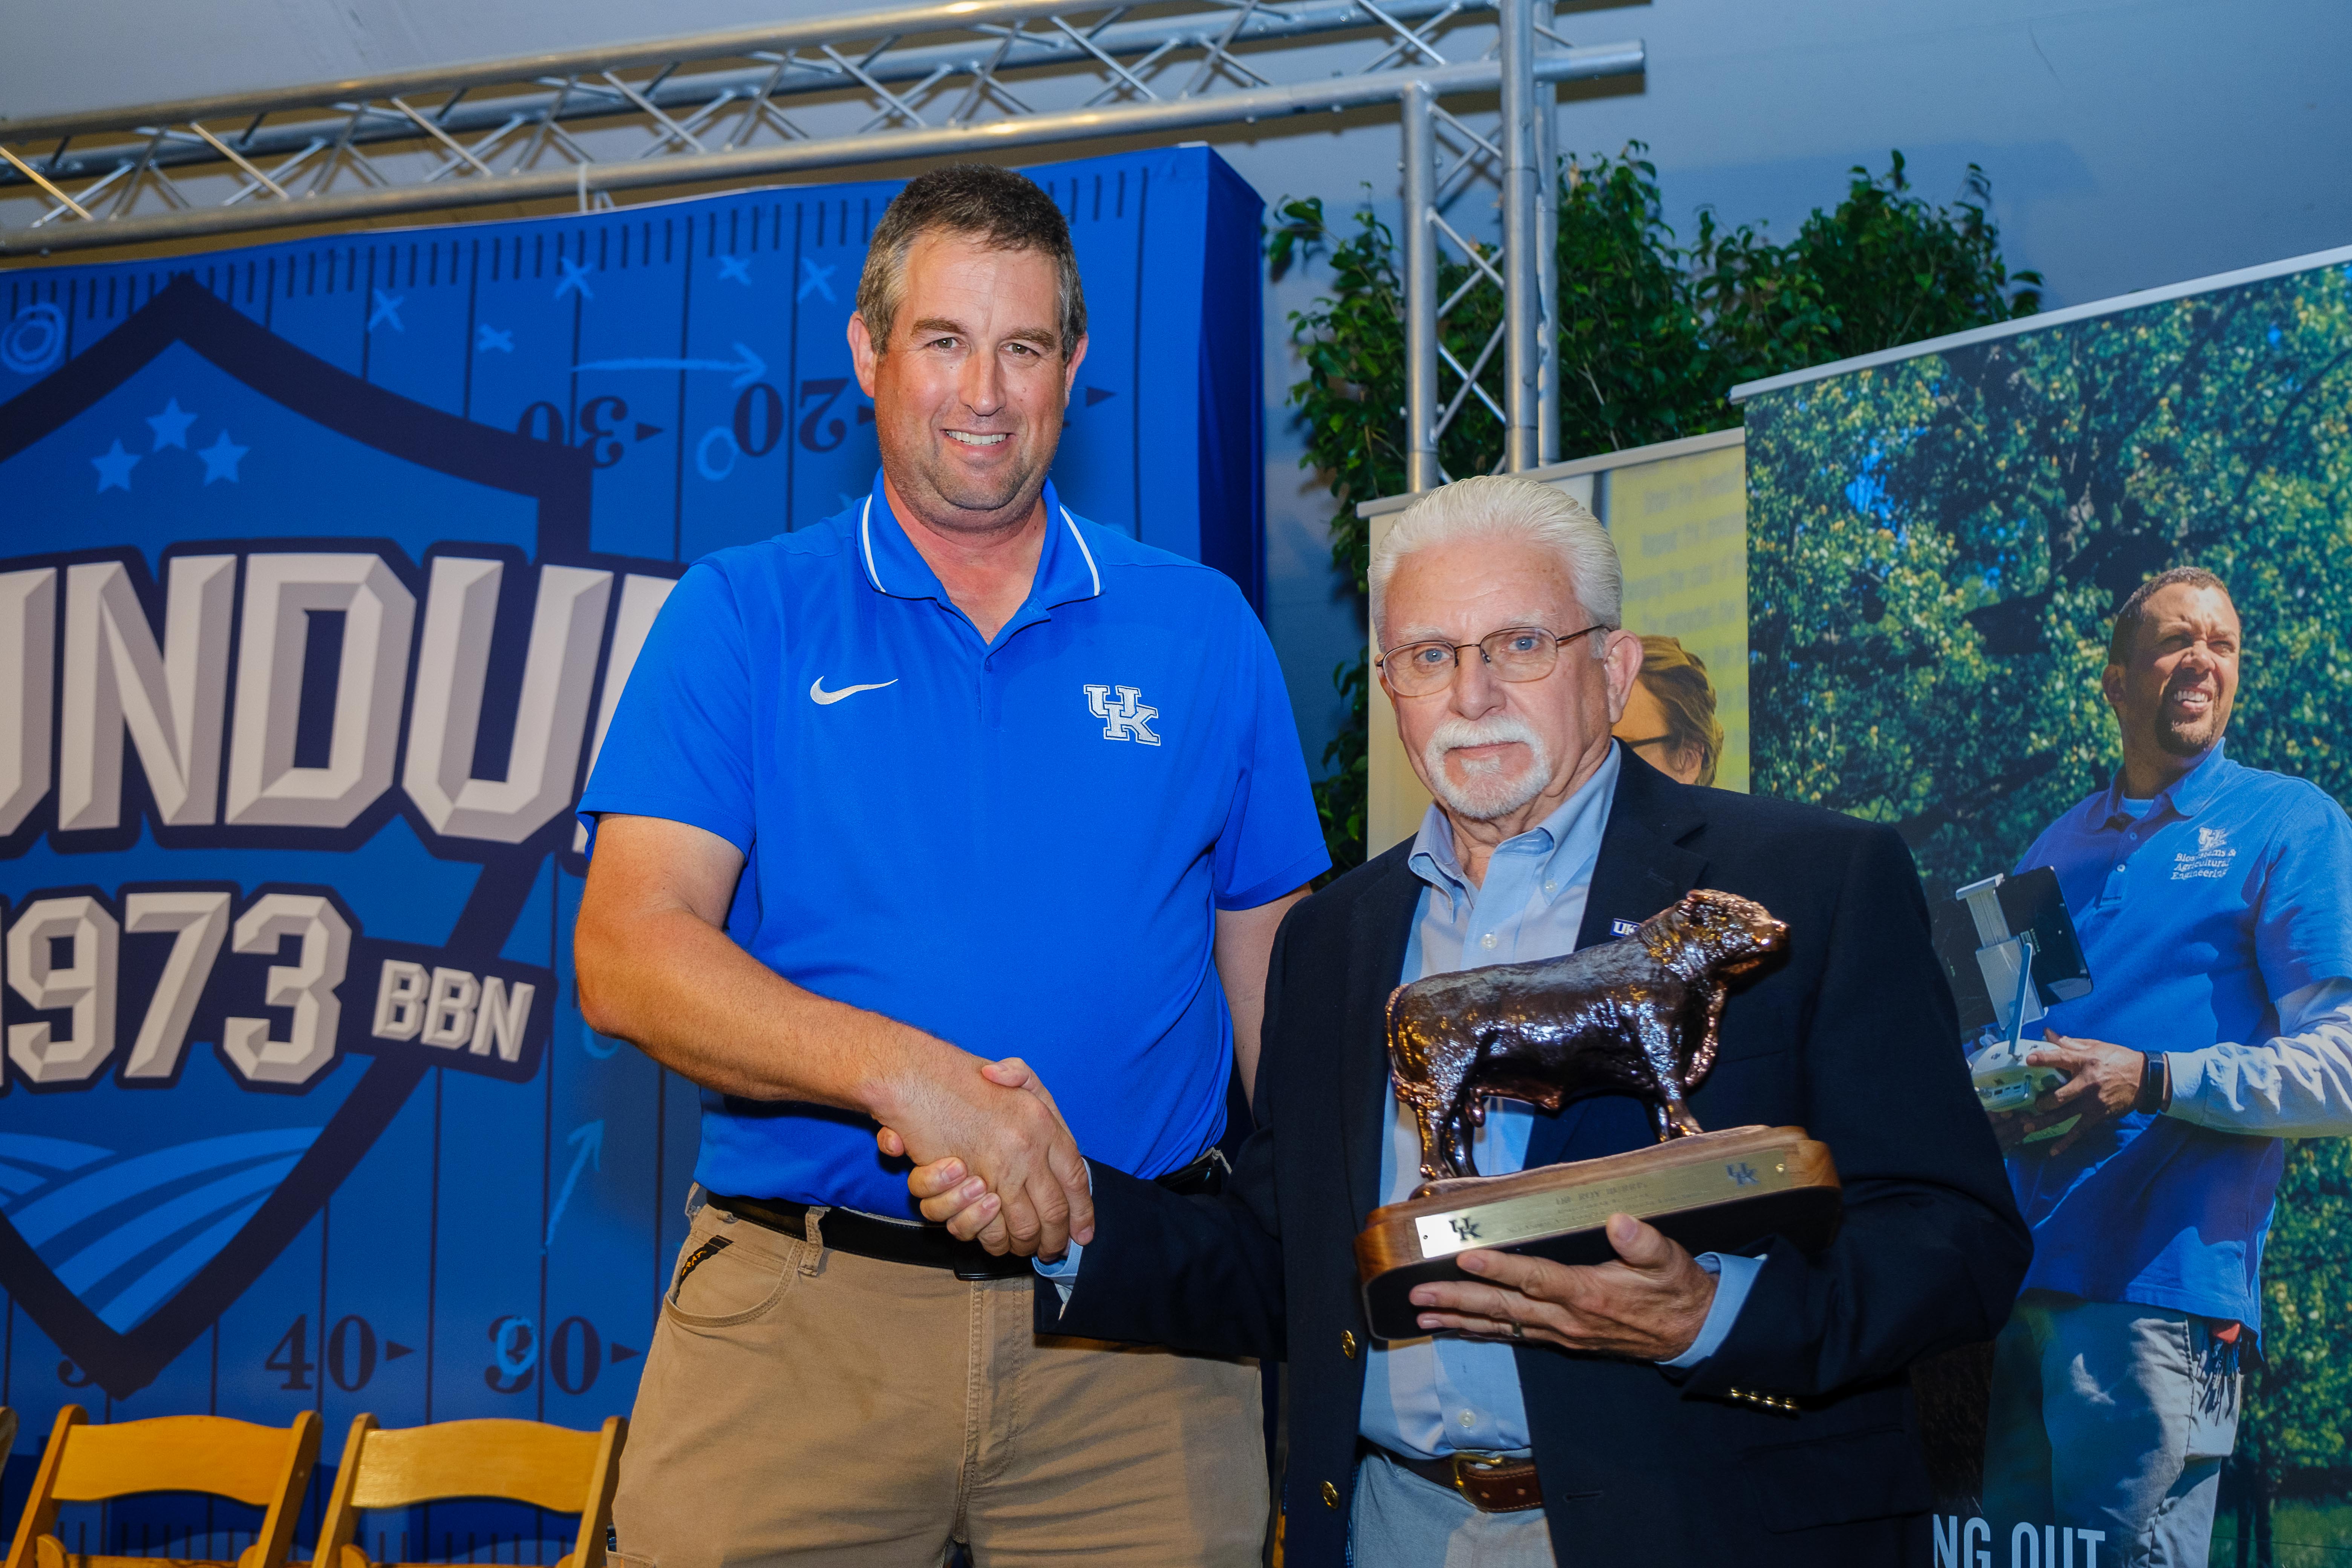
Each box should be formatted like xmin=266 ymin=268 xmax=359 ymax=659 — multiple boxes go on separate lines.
xmin=1613 ymin=635 xmax=1723 ymax=787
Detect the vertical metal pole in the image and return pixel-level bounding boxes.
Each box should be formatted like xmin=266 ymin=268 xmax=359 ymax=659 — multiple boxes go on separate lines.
xmin=1402 ymin=80 xmax=1440 ymax=494
xmin=1533 ymin=3 xmax=1560 ymax=467
xmin=1498 ymin=0 xmax=1540 ymax=473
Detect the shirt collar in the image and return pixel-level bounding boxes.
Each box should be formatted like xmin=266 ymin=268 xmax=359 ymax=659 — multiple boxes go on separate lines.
xmin=1407 ymin=743 xmax=1622 ymax=909
xmin=856 ymin=469 xmax=1103 ymax=616
xmin=2096 ymin=740 xmax=2233 ymax=827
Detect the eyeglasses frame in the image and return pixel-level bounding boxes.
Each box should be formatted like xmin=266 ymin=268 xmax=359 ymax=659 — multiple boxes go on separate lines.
xmin=1375 ymin=622 xmax=1614 ymax=697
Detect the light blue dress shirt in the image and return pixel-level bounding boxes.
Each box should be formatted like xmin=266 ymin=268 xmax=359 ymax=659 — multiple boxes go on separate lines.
xmin=1358 ymin=745 xmax=1759 ymax=1459
xmin=1044 ymin=745 xmax=1758 ymax=1454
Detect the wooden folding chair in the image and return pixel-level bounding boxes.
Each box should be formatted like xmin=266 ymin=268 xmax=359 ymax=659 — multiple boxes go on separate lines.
xmin=3 ymin=1406 xmax=321 ymax=1568
xmin=312 ymin=1416 xmax=626 ymax=1568
xmin=0 ymin=1408 xmax=15 ymax=1462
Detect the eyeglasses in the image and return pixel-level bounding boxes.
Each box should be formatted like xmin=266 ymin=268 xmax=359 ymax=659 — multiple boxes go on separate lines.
xmin=1376 ymin=624 xmax=1611 ymax=698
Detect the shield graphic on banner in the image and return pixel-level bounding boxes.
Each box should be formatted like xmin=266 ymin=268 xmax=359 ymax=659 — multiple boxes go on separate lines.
xmin=0 ymin=276 xmax=652 ymax=1400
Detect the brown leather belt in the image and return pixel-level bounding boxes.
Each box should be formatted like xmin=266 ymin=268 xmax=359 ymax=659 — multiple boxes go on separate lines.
xmin=1362 ymin=1441 xmax=1544 ymax=1513
xmin=707 ymin=1148 xmax=1228 ymax=1283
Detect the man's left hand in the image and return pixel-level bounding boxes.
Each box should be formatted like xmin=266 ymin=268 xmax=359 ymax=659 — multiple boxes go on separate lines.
xmin=1407 ymin=1214 xmax=1717 ymax=1361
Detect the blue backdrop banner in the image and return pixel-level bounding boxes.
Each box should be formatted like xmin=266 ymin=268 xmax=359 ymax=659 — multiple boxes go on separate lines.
xmin=0 ymin=144 xmax=1263 ymax=1545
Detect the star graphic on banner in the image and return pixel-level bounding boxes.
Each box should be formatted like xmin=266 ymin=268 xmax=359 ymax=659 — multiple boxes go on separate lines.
xmin=798 ymin=259 xmax=837 ymax=302
xmin=476 ymin=323 xmax=514 ymax=352
xmin=369 ymin=289 xmax=406 ymax=332
xmin=197 ymin=429 xmax=248 ymax=484
xmin=145 ymin=397 xmax=197 ymax=450
xmin=718 ymin=255 xmax=752 ymax=286
xmin=91 ymin=438 xmax=139 ymax=492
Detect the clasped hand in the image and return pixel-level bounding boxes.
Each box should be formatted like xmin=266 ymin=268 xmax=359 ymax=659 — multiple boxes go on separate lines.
xmin=872 ymin=1055 xmax=1094 ymax=1259
xmin=880 ymin=1059 xmax=1719 ymax=1361
xmin=879 ymin=1063 xmax=1096 ymax=1260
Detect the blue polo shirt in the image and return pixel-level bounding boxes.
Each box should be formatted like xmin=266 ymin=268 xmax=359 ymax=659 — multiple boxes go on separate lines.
xmin=2008 ymin=744 xmax=2352 ymax=1327
xmin=579 ymin=471 xmax=1328 ymax=1217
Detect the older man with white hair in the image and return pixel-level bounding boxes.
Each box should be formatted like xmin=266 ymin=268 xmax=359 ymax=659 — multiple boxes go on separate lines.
xmin=895 ymin=475 xmax=2029 ymax=1567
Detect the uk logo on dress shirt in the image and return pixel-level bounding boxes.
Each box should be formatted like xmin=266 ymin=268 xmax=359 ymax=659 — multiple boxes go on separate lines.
xmin=1084 ymin=684 xmax=1161 ymax=746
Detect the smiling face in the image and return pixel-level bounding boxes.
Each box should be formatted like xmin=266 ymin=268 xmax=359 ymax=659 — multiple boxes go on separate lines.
xmin=848 ymin=229 xmax=1087 ymax=536
xmin=1380 ymin=535 xmax=1641 ymax=828
xmin=2104 ymin=581 xmax=2240 ymax=772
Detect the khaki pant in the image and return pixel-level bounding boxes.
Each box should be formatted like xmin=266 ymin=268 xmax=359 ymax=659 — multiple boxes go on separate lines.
xmin=612 ymin=1199 xmax=1267 ymax=1568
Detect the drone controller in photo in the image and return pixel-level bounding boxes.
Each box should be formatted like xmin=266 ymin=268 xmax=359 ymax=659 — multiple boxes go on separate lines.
xmin=1929 ymin=868 xmax=2095 ymax=1144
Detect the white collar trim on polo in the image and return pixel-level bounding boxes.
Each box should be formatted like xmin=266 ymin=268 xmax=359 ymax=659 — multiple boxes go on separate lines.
xmin=859 ymin=496 xmax=887 ymax=594
xmin=1060 ymin=505 xmax=1101 ymax=596
xmin=859 ymin=495 xmax=1103 ymax=602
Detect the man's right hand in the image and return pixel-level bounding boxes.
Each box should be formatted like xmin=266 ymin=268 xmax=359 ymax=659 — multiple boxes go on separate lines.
xmin=876 ymin=1057 xmax=1090 ymax=1256
xmin=574 ymin=815 xmax=1091 ymax=1253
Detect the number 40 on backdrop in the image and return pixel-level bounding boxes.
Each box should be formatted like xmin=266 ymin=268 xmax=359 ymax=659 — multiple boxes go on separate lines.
xmin=0 ymin=144 xmax=1264 ymax=1529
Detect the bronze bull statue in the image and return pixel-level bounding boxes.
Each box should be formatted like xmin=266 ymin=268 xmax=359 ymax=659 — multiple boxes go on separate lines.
xmin=1388 ymin=888 xmax=1788 ymax=1182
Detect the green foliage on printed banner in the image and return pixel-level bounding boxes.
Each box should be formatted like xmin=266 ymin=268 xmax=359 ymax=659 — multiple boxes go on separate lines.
xmin=1272 ymin=150 xmax=2039 ymax=872
xmin=1745 ymin=258 xmax=2352 ymax=1516
xmin=1745 ymin=267 xmax=2352 ymax=885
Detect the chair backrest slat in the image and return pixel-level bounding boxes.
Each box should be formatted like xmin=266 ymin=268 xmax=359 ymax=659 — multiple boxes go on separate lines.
xmin=347 ymin=1420 xmax=600 ymax=1514
xmin=51 ymin=1415 xmax=294 ymax=1505
xmin=6 ymin=1406 xmax=318 ymax=1568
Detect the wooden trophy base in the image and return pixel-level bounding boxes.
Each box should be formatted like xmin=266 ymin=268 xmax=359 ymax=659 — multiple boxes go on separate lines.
xmin=1354 ymin=1125 xmax=1841 ymax=1341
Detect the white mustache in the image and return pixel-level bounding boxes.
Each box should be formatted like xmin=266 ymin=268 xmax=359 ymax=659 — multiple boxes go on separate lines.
xmin=1421 ymin=715 xmax=1553 ymax=821
xmin=1425 ymin=715 xmax=1543 ymax=771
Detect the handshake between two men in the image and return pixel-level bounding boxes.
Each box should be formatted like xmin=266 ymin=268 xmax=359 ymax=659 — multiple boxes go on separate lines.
xmin=873 ymin=1056 xmax=1726 ymax=1364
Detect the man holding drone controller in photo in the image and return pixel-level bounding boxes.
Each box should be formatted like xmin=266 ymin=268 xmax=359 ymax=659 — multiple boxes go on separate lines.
xmin=1984 ymin=567 xmax=2352 ymax=1567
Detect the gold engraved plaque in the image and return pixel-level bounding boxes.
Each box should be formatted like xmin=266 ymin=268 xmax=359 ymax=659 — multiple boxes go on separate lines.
xmin=1410 ymin=1147 xmax=1797 ymax=1259
xmin=1357 ymin=1126 xmax=1841 ymax=1341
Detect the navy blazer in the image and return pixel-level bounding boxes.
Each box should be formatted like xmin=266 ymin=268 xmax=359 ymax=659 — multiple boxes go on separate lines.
xmin=1041 ymin=746 xmax=2031 ymax=1566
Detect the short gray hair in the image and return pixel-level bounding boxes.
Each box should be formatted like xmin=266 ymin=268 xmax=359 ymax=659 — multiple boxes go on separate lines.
xmin=1369 ymin=475 xmax=1623 ymax=648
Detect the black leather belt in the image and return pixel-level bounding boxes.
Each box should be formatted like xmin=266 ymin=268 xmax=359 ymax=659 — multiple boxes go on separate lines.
xmin=708 ymin=1148 xmax=1228 ymax=1282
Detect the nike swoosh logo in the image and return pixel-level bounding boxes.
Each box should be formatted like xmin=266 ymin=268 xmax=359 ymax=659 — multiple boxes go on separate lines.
xmin=809 ymin=677 xmax=898 ymax=706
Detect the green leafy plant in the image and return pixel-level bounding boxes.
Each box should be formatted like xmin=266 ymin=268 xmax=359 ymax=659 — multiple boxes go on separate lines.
xmin=1275 ymin=149 xmax=2041 ymax=873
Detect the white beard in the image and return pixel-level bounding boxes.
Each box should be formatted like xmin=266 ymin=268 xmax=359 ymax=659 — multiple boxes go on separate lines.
xmin=1422 ymin=715 xmax=1553 ymax=821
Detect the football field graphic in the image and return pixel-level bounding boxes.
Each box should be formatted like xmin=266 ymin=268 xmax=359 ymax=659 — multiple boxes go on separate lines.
xmin=0 ymin=147 xmax=1263 ymax=1481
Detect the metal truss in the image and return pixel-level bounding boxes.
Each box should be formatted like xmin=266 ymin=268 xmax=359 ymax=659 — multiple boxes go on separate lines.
xmin=0 ymin=0 xmax=1635 ymax=260
xmin=1398 ymin=0 xmax=1574 ymax=487
xmin=0 ymin=0 xmax=1624 ymax=479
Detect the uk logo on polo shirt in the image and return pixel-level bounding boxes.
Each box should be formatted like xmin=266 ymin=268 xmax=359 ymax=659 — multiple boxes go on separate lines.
xmin=1084 ymin=684 xmax=1161 ymax=744
xmin=0 ymin=278 xmax=679 ymax=1398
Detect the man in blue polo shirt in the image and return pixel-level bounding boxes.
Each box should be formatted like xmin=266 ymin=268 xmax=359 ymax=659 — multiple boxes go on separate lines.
xmin=1983 ymin=567 xmax=2352 ymax=1566
xmin=572 ymin=164 xmax=1326 ymax=1568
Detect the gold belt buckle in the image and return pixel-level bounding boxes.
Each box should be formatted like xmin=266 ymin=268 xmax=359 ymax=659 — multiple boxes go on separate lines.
xmin=1450 ymin=1452 xmax=1512 ymax=1492
xmin=1448 ymin=1452 xmax=1536 ymax=1513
